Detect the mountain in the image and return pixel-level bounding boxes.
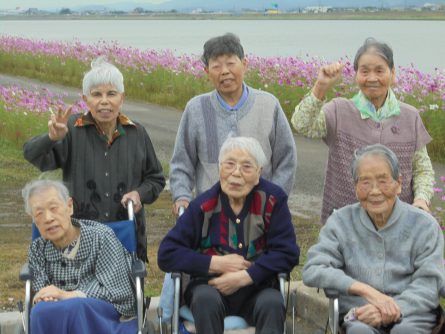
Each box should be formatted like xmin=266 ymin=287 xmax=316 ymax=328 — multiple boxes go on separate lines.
xmin=74 ymin=0 xmax=439 ymax=12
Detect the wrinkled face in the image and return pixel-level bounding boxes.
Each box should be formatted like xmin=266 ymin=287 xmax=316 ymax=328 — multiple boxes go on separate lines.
xmin=219 ymin=148 xmax=261 ymax=202
xmin=82 ymin=84 xmax=124 ymax=127
xmin=355 ymin=52 xmax=395 ymax=107
xmin=205 ymin=54 xmax=247 ymax=102
xmin=355 ymin=155 xmax=402 ymax=225
xmin=29 ymin=187 xmax=74 ymax=246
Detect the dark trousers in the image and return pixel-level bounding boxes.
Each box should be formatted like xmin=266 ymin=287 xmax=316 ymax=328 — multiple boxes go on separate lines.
xmin=186 ymin=282 xmax=285 ymax=334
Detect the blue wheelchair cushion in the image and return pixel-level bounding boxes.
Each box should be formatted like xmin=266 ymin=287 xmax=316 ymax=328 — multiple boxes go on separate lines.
xmin=179 ymin=305 xmax=249 ymax=330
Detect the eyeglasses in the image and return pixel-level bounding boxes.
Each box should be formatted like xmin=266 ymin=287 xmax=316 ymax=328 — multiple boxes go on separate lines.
xmin=220 ymin=160 xmax=257 ymax=175
xmin=357 ymin=177 xmax=396 ymax=192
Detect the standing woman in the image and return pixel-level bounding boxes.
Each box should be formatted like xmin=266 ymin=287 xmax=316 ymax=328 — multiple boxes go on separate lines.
xmin=291 ymin=37 xmax=434 ymax=224
xmin=23 ymin=57 xmax=166 ymax=260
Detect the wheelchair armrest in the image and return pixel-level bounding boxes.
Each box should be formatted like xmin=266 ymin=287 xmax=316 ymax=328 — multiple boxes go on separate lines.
xmin=324 ymin=288 xmax=340 ymax=299
xmin=132 ymin=259 xmax=146 ymax=278
xmin=19 ymin=262 xmax=33 ymax=281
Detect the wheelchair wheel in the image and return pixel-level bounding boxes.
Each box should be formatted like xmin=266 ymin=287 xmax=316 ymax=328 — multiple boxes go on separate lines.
xmin=142 ymin=320 xmax=155 ymax=334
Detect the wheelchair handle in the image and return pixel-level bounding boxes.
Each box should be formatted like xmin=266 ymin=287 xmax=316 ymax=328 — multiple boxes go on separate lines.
xmin=127 ymin=200 xmax=134 ymax=221
xmin=178 ymin=206 xmax=185 ymax=217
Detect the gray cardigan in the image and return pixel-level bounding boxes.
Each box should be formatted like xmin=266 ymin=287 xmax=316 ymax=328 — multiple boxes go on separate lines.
xmin=169 ymin=85 xmax=297 ymax=202
xmin=302 ymin=198 xmax=445 ymax=317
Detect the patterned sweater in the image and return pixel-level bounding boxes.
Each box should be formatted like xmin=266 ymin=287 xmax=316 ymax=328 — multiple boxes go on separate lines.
xmin=303 ymin=199 xmax=445 ymax=317
xmin=29 ymin=219 xmax=136 ymax=317
xmin=169 ymin=85 xmax=297 ymax=201
xmin=158 ymin=178 xmax=300 ymax=285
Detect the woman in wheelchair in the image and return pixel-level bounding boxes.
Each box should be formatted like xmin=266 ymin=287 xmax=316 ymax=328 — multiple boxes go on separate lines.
xmin=22 ymin=180 xmax=137 ymax=334
xmin=158 ymin=136 xmax=300 ymax=334
xmin=303 ymin=144 xmax=445 ymax=334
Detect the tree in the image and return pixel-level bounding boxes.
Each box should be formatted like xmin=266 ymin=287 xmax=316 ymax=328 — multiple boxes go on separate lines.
xmin=59 ymin=8 xmax=72 ymax=15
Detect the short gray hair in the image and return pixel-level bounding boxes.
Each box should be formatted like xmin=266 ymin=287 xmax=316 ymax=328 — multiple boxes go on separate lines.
xmin=82 ymin=56 xmax=124 ymax=96
xmin=353 ymin=37 xmax=394 ymax=71
xmin=22 ymin=180 xmax=70 ymax=215
xmin=351 ymin=144 xmax=400 ymax=183
xmin=218 ymin=137 xmax=267 ymax=168
xmin=201 ymin=33 xmax=245 ymax=67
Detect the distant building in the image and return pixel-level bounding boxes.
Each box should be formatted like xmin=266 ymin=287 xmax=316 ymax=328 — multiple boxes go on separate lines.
xmin=24 ymin=8 xmax=39 ymax=15
xmin=303 ymin=6 xmax=333 ymax=14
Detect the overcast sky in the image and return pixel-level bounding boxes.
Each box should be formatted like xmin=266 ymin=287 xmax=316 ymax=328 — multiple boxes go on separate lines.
xmin=0 ymin=0 xmax=168 ymax=10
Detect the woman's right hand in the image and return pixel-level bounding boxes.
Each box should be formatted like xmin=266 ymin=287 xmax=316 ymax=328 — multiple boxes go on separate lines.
xmin=312 ymin=63 xmax=344 ymax=100
xmin=48 ymin=106 xmax=72 ymax=141
xmin=209 ymin=254 xmax=251 ymax=274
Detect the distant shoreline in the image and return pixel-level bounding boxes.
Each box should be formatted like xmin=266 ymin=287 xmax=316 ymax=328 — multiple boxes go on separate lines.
xmin=1 ymin=11 xmax=445 ymax=21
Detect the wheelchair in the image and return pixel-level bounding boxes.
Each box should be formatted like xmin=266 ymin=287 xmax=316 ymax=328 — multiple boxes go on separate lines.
xmin=324 ymin=289 xmax=445 ymax=334
xmin=18 ymin=200 xmax=154 ymax=334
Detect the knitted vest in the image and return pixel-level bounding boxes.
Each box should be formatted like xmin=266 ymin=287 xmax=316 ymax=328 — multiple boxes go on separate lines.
xmin=320 ymin=98 xmax=431 ymax=223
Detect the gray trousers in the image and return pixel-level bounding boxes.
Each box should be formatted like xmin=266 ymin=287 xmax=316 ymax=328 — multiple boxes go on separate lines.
xmin=187 ymin=283 xmax=285 ymax=334
xmin=343 ymin=311 xmax=437 ymax=334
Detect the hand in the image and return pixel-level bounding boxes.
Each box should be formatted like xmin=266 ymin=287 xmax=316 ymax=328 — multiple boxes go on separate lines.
xmin=312 ymin=63 xmax=344 ymax=100
xmin=209 ymin=254 xmax=251 ymax=274
xmin=172 ymin=199 xmax=189 ymax=216
xmin=48 ymin=106 xmax=72 ymax=141
xmin=33 ymin=285 xmax=77 ymax=303
xmin=208 ymin=271 xmax=253 ymax=296
xmin=412 ymin=198 xmax=430 ymax=212
xmin=121 ymin=191 xmax=142 ymax=213
xmin=356 ymin=304 xmax=383 ymax=328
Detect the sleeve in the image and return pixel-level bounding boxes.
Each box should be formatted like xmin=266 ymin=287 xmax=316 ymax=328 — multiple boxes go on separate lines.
xmin=393 ymin=222 xmax=445 ymax=316
xmin=169 ymin=104 xmax=198 ymax=202
xmin=302 ymin=214 xmax=356 ymax=294
xmin=246 ymin=194 xmax=300 ymax=284
xmin=79 ymin=230 xmax=136 ymax=317
xmin=23 ymin=133 xmax=69 ymax=171
xmin=291 ymin=92 xmax=327 ymax=139
xmin=412 ymin=146 xmax=434 ymax=203
xmin=157 ymin=202 xmax=212 ymax=275
xmin=135 ymin=125 xmax=166 ymax=204
xmin=28 ymin=241 xmax=51 ymax=293
xmin=270 ymin=100 xmax=297 ymax=195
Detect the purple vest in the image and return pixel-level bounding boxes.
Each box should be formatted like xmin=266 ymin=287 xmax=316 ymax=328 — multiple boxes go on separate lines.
xmin=320 ymin=98 xmax=431 ymax=224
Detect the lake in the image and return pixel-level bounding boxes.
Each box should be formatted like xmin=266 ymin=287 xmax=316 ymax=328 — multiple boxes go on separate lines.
xmin=1 ymin=19 xmax=444 ymax=72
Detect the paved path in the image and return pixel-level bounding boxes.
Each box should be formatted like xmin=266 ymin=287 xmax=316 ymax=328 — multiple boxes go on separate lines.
xmin=1 ymin=73 xmax=444 ymax=218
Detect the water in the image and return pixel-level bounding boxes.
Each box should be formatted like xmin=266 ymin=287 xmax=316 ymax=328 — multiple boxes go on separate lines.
xmin=1 ymin=19 xmax=444 ymax=72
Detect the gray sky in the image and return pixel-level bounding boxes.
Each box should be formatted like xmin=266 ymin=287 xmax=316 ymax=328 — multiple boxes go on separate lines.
xmin=0 ymin=0 xmax=168 ymax=10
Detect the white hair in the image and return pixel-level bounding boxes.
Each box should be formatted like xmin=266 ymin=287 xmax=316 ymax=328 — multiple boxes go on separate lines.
xmin=22 ymin=180 xmax=70 ymax=215
xmin=218 ymin=137 xmax=267 ymax=168
xmin=82 ymin=56 xmax=124 ymax=96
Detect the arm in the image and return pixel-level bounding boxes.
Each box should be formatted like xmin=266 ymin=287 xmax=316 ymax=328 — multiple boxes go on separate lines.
xmin=28 ymin=241 xmax=51 ymax=293
xmin=246 ymin=195 xmax=299 ymax=284
xmin=412 ymin=146 xmax=434 ymax=211
xmin=270 ymin=102 xmax=297 ymax=195
xmin=393 ymin=222 xmax=444 ymax=317
xmin=157 ymin=202 xmax=212 ymax=275
xmin=169 ymin=105 xmax=198 ymax=204
xmin=79 ymin=229 xmax=136 ymax=317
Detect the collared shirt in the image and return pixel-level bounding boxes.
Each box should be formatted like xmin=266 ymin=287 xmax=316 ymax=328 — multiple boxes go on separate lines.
xmin=216 ymin=84 xmax=249 ymax=111
xmin=351 ymin=89 xmax=400 ymax=122
xmin=74 ymin=112 xmax=135 ymax=145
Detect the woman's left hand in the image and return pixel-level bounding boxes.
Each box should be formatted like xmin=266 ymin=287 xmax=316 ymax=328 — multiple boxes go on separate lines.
xmin=412 ymin=198 xmax=430 ymax=212
xmin=208 ymin=271 xmax=253 ymax=296
xmin=33 ymin=285 xmax=77 ymax=303
xmin=121 ymin=191 xmax=142 ymax=213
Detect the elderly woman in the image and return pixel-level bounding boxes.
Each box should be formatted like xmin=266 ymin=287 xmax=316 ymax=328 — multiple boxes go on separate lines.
xmin=22 ymin=179 xmax=137 ymax=334
xmin=302 ymin=144 xmax=445 ymax=334
xmin=291 ymin=37 xmax=434 ymax=224
xmin=23 ymin=57 xmax=165 ymax=261
xmin=158 ymin=137 xmax=299 ymax=334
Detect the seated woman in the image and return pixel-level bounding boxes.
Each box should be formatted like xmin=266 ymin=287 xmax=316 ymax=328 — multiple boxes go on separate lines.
xmin=303 ymin=144 xmax=445 ymax=334
xmin=158 ymin=136 xmax=300 ymax=334
xmin=22 ymin=179 xmax=137 ymax=334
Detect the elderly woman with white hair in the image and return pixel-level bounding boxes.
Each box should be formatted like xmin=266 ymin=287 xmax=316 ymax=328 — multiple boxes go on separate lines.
xmin=303 ymin=144 xmax=445 ymax=334
xmin=23 ymin=179 xmax=137 ymax=334
xmin=23 ymin=57 xmax=165 ymax=261
xmin=158 ymin=136 xmax=300 ymax=334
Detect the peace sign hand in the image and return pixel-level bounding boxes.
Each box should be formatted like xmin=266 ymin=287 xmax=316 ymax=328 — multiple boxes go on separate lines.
xmin=48 ymin=106 xmax=72 ymax=141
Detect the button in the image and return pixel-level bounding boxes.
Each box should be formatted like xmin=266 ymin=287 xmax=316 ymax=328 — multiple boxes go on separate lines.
xmin=238 ymin=243 xmax=243 ymax=249
xmin=376 ymin=123 xmax=381 ymax=128
xmin=59 ymin=280 xmax=66 ymax=286
xmin=105 ymin=172 xmax=109 ymax=177
xmin=105 ymin=212 xmax=109 ymax=218
xmin=104 ymin=152 xmax=108 ymax=157
xmin=105 ymin=192 xmax=109 ymax=198
xmin=236 ymin=218 xmax=240 ymax=224
xmin=61 ymin=262 xmax=66 ymax=267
